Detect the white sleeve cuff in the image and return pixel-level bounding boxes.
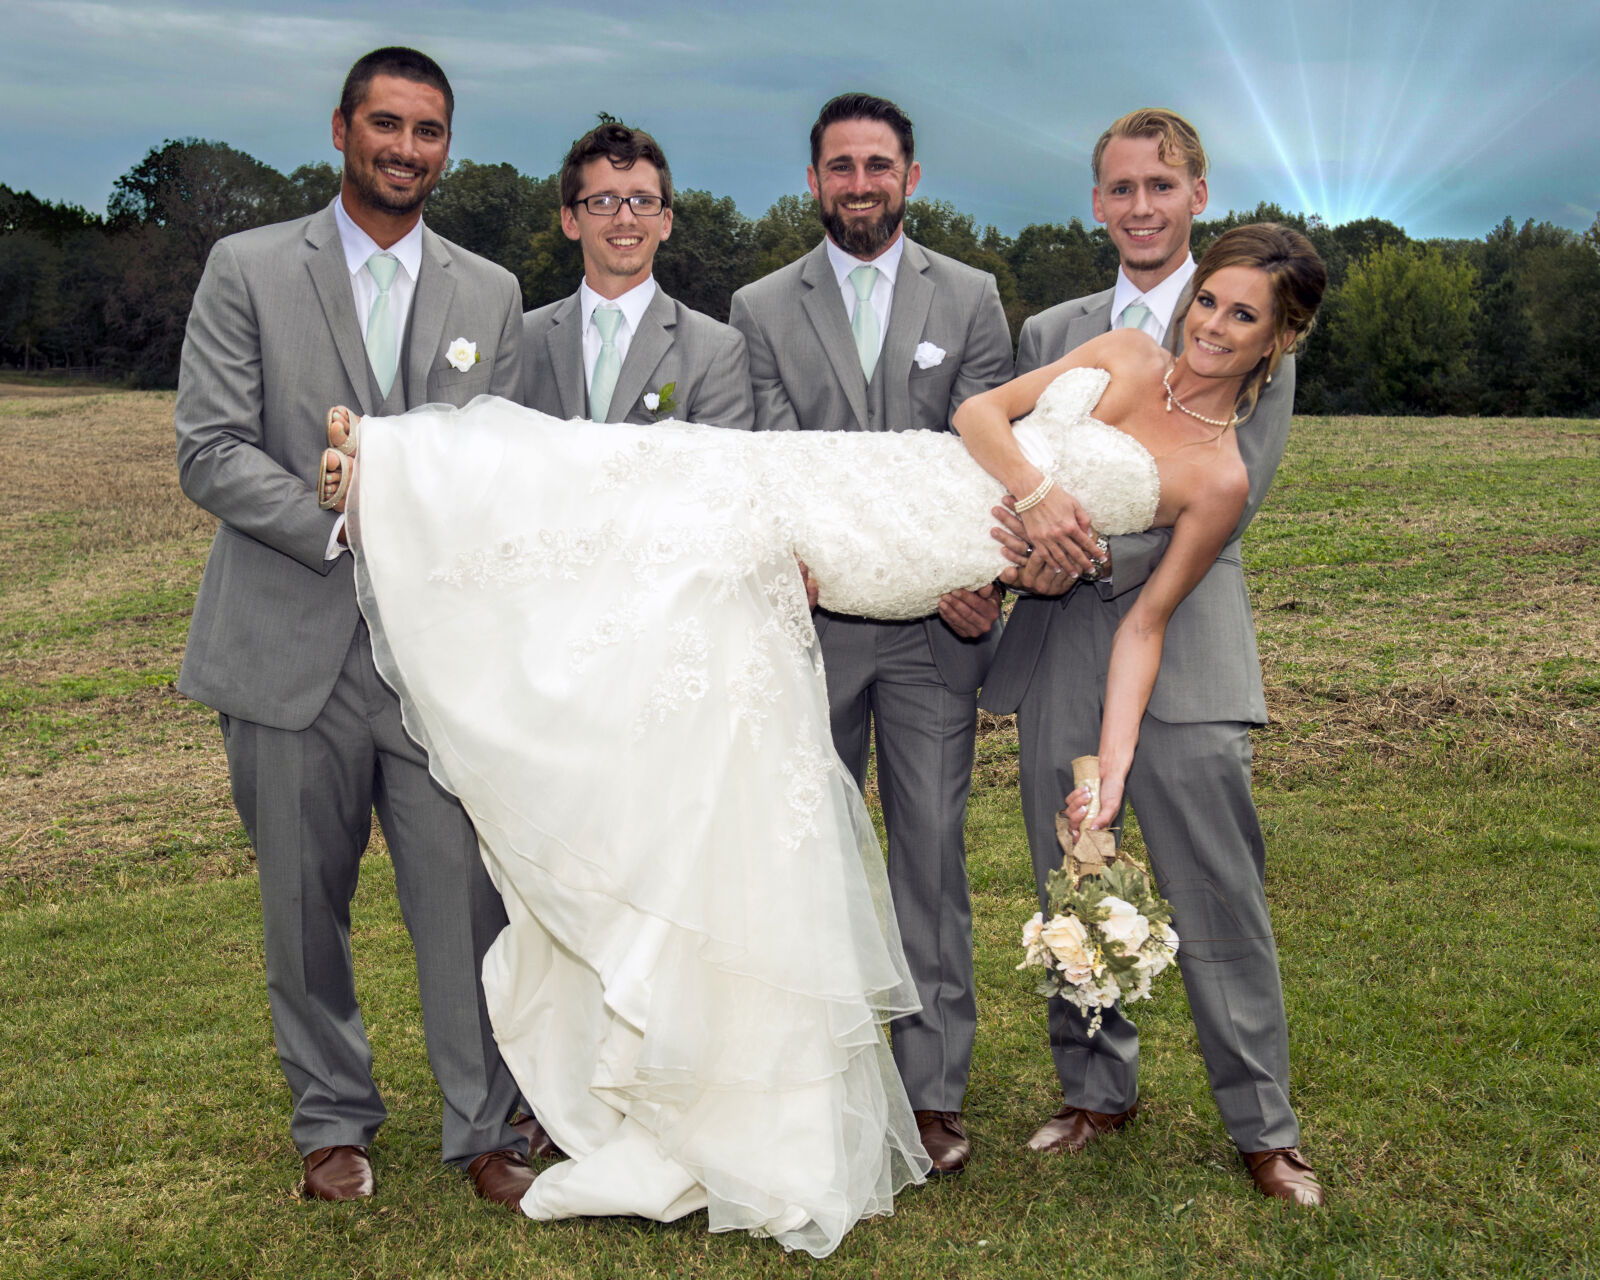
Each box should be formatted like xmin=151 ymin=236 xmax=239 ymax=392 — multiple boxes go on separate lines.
xmin=323 ymin=515 xmax=348 ymax=561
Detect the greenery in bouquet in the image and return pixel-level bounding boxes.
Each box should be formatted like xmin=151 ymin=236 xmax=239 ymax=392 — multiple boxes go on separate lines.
xmin=1018 ymin=857 xmax=1180 ymax=1038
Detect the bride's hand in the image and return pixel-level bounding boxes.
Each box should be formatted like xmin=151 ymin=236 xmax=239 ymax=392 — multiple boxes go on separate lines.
xmin=1018 ymin=486 xmax=1099 ymax=577
xmin=1063 ymin=777 xmax=1120 ymax=841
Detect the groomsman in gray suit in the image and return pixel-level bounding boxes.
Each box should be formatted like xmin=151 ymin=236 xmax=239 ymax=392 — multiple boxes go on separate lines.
xmin=982 ymin=108 xmax=1323 ymax=1205
xmin=520 ymin=121 xmax=753 ymax=431
xmin=175 ymin=47 xmax=532 ymax=1206
xmin=729 ymin=93 xmax=1013 ymax=1174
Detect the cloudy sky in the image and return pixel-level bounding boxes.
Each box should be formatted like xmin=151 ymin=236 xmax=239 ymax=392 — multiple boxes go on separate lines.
xmin=4 ymin=0 xmax=1597 ymax=241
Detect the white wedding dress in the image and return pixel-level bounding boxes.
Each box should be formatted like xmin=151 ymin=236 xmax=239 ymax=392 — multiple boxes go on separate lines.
xmin=348 ymin=366 xmax=1157 ymax=1256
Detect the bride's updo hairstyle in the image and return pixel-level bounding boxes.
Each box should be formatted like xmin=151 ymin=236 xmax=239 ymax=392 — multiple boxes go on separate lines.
xmin=1188 ymin=222 xmax=1327 ymax=423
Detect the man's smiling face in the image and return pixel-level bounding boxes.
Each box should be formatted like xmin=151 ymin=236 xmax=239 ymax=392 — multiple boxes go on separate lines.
xmin=1092 ymin=134 xmax=1208 ymax=290
xmin=333 ymin=73 xmax=451 ymax=221
xmin=560 ymin=157 xmax=673 ymax=297
xmin=808 ymin=118 xmax=921 ymax=261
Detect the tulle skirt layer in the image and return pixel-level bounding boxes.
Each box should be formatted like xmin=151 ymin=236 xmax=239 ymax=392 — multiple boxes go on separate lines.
xmin=349 ymin=396 xmax=929 ymax=1256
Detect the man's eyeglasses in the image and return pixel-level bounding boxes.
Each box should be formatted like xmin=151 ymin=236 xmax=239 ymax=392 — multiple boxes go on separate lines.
xmin=573 ymin=194 xmax=667 ymax=217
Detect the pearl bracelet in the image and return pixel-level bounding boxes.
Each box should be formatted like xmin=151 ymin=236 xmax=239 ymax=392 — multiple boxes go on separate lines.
xmin=1013 ymin=475 xmax=1055 ymax=513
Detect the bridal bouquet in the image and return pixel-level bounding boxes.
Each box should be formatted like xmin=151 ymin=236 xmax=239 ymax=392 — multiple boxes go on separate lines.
xmin=1018 ymin=757 xmax=1179 ymax=1037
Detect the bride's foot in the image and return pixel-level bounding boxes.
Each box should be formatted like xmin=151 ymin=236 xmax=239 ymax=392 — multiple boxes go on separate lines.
xmin=318 ymin=448 xmax=353 ymax=511
xmin=327 ymin=405 xmax=360 ymax=456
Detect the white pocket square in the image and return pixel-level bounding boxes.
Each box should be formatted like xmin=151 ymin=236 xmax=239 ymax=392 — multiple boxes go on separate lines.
xmin=913 ymin=341 xmax=946 ymax=370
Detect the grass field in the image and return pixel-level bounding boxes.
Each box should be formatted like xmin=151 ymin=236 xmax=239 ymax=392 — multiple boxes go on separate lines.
xmin=2 ymin=382 xmax=1597 ymax=1278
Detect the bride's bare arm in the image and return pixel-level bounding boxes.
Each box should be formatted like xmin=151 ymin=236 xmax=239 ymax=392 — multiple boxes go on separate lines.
xmin=1084 ymin=464 xmax=1249 ymax=829
xmin=953 ymin=331 xmax=1149 ymax=576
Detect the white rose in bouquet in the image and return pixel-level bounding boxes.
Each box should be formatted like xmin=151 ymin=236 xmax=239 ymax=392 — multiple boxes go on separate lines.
xmin=1136 ymin=921 xmax=1180 ymax=974
xmin=1020 ymin=912 xmax=1051 ymax=967
xmin=1098 ymin=897 xmax=1151 ymax=955
xmin=1041 ymin=913 xmax=1096 ymax=985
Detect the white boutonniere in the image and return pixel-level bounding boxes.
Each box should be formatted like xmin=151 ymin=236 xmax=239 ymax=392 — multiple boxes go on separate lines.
xmin=913 ymin=341 xmax=946 ymax=370
xmin=643 ymin=382 xmax=678 ymax=417
xmin=445 ymin=337 xmax=481 ymax=372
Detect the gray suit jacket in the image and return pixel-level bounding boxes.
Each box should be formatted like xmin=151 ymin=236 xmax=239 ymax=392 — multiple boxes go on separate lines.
xmin=176 ymin=202 xmax=523 ymax=731
xmin=519 ymin=285 xmax=754 ymax=430
xmin=981 ymin=285 xmax=1296 ymax=724
xmin=728 ymin=237 xmax=1014 ymax=691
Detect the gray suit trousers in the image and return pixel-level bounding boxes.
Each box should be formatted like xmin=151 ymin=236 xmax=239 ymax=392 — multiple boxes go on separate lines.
xmin=818 ymin=615 xmax=977 ymax=1112
xmin=1013 ymin=590 xmax=1299 ymax=1153
xmin=221 ymin=624 xmax=521 ymax=1166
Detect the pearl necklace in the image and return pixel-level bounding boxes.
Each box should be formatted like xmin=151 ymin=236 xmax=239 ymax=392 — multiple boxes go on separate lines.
xmin=1163 ymin=366 xmax=1236 ymax=429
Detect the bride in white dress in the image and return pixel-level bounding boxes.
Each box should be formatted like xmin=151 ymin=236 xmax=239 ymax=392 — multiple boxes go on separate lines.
xmin=322 ymin=224 xmax=1323 ymax=1256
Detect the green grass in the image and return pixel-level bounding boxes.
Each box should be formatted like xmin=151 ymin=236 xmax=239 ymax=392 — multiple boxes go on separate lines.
xmin=3 ymin=403 xmax=1599 ymax=1277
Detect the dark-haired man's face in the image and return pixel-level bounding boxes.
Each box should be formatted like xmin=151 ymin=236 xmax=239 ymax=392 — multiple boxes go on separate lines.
xmin=807 ymin=119 xmax=920 ymax=261
xmin=560 ymin=157 xmax=672 ymax=298
xmin=333 ymin=74 xmax=451 ymax=223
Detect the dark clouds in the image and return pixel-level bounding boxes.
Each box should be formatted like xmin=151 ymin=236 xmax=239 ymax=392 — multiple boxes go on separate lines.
xmin=4 ymin=0 xmax=1596 ymax=237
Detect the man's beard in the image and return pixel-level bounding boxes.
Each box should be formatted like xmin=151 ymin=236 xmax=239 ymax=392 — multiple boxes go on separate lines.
xmin=820 ymin=195 xmax=905 ymax=257
xmin=346 ymin=159 xmax=435 ymax=216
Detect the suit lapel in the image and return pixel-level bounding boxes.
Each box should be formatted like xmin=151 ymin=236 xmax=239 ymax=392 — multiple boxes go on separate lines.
xmin=609 ymin=287 xmax=674 ymax=422
xmin=1165 ymin=280 xmax=1194 ymax=355
xmin=404 ymin=228 xmax=456 ymax=407
xmin=303 ymin=208 xmax=374 ymax=416
xmin=882 ymin=238 xmax=934 ymax=432
xmin=1071 ymin=288 xmax=1116 ymax=350
xmin=798 ymin=244 xmax=869 ymax=431
xmin=545 ymin=292 xmax=587 ymax=419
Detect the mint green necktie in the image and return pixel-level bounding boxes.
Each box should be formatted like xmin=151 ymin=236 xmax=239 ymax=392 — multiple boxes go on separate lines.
xmin=849 ymin=265 xmax=881 ymax=380
xmin=1118 ymin=300 xmax=1154 ymax=336
xmin=589 ymin=305 xmax=623 ymax=421
xmin=365 ymin=252 xmax=401 ymax=396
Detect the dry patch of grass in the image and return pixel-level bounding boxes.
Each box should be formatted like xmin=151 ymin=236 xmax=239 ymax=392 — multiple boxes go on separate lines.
xmin=0 ymin=378 xmax=120 ymax=399
xmin=0 ymin=392 xmax=214 ymax=580
xmin=4 ymin=399 xmax=1600 ymax=900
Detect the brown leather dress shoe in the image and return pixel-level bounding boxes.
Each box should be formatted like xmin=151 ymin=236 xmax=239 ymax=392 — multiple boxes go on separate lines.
xmin=1242 ymin=1147 xmax=1326 ymax=1207
xmin=467 ymin=1149 xmax=536 ymax=1208
xmin=511 ymin=1112 xmax=567 ymax=1161
xmin=1026 ymin=1103 xmax=1137 ymax=1154
xmin=301 ymin=1145 xmax=374 ymax=1201
xmin=914 ymin=1110 xmax=971 ymax=1175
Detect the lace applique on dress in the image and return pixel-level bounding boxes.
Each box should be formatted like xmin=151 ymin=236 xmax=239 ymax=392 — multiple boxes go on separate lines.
xmin=593 ymin=426 xmax=748 ymax=512
xmin=633 ymin=619 xmax=712 ymax=739
xmin=779 ymin=738 xmax=833 ymax=851
xmin=728 ymin=632 xmax=781 ymax=748
xmin=429 ymin=525 xmax=621 ymax=588
xmin=1021 ymin=367 xmax=1161 ymax=537
xmin=568 ymin=601 xmax=646 ymax=673
xmin=625 ymin=522 xmax=762 ymax=600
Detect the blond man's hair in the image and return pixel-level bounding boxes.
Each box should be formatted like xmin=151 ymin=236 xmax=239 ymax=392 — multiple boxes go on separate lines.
xmin=1091 ymin=108 xmax=1208 ymax=184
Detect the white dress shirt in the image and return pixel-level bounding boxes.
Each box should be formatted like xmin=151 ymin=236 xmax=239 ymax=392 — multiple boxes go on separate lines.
xmin=332 ymin=196 xmax=424 ymax=351
xmin=825 ymin=234 xmax=904 ymax=367
xmin=1109 ymin=254 xmax=1196 ymax=343
xmin=579 ymin=276 xmax=657 ymax=388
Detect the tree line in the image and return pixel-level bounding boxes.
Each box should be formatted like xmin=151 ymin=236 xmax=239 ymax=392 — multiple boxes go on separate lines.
xmin=4 ymin=138 xmax=1599 ymax=415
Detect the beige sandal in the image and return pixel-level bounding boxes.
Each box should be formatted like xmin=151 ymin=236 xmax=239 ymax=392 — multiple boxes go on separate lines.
xmin=327 ymin=405 xmax=360 ymax=456
xmin=317 ymin=448 xmax=353 ymax=511
xmin=319 ymin=406 xmax=362 ymax=510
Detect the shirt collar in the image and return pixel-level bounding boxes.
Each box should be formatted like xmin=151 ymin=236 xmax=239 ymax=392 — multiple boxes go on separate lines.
xmin=825 ymin=233 xmax=904 ymax=290
xmin=1111 ymin=254 xmax=1196 ymax=335
xmin=333 ymin=195 xmax=424 ymax=283
xmin=579 ymin=275 xmax=657 ymax=332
